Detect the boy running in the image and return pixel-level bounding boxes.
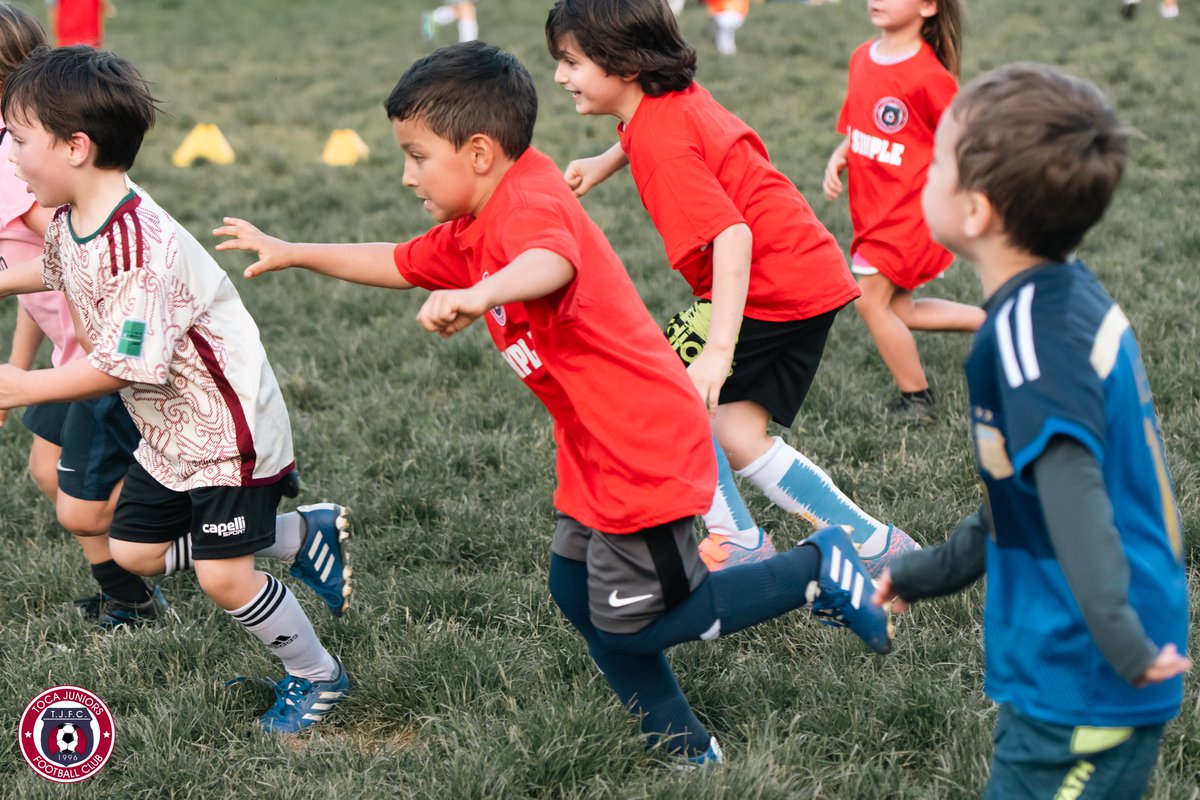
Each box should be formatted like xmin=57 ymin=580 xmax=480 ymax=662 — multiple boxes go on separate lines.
xmin=216 ymin=41 xmax=892 ymax=764
xmin=0 ymin=46 xmax=351 ymax=733
xmin=874 ymin=63 xmax=1191 ymax=797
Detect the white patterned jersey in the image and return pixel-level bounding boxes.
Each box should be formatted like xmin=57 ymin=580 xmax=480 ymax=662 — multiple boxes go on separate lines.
xmin=42 ymin=184 xmax=295 ymax=490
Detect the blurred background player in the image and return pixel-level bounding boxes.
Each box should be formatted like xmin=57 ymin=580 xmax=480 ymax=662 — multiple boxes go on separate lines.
xmin=422 ymin=1 xmax=478 ymax=43
xmin=1121 ymin=0 xmax=1180 ymax=19
xmin=875 ymin=63 xmax=1191 ymax=799
xmin=552 ymin=0 xmax=918 ymax=574
xmin=0 ymin=0 xmax=161 ymax=627
xmin=47 ymin=0 xmax=115 ymax=47
xmin=706 ymin=0 xmax=747 ymax=55
xmin=823 ymin=0 xmax=983 ymax=420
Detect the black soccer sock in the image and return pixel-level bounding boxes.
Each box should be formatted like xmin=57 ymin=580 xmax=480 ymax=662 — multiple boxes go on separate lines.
xmin=91 ymin=559 xmax=153 ymax=603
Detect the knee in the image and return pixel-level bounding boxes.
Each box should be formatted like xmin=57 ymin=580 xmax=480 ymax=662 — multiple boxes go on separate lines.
xmin=57 ymin=504 xmax=113 ymax=538
xmin=109 ymin=541 xmax=163 ymax=576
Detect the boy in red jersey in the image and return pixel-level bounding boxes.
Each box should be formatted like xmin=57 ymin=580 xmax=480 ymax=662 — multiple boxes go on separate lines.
xmin=549 ymin=0 xmax=918 ymax=576
xmin=216 ymin=41 xmax=892 ymax=764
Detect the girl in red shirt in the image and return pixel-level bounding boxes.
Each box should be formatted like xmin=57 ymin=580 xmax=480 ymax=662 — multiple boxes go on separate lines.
xmin=823 ymin=0 xmax=983 ymax=419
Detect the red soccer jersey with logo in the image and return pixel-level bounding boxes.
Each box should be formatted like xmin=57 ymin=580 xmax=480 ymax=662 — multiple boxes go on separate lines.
xmin=836 ymin=40 xmax=957 ymax=290
xmin=394 ymin=148 xmax=716 ymax=534
xmin=617 ymin=83 xmax=859 ymax=322
xmin=55 ymin=0 xmax=103 ymax=47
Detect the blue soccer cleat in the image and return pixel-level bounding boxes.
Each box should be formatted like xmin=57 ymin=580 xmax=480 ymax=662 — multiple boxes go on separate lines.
xmin=75 ymin=585 xmax=168 ymax=630
xmin=669 ymin=736 xmax=724 ymax=771
xmin=802 ymin=526 xmax=893 ymax=654
xmin=229 ymin=657 xmax=350 ymax=735
xmin=289 ymin=503 xmax=352 ymax=617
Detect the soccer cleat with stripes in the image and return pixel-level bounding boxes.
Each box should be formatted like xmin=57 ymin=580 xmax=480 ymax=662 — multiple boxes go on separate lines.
xmin=860 ymin=525 xmax=921 ymax=581
xmin=290 ymin=503 xmax=352 ymax=617
xmin=698 ymin=529 xmax=778 ymax=571
xmin=229 ymin=657 xmax=350 ymax=735
xmin=803 ymin=526 xmax=893 ymax=654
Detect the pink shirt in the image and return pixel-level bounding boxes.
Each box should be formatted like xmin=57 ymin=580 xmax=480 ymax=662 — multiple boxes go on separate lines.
xmin=0 ymin=126 xmax=83 ymax=367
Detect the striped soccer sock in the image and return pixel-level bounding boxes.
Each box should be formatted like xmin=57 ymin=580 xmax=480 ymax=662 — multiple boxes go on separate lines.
xmin=229 ymin=574 xmax=337 ymax=681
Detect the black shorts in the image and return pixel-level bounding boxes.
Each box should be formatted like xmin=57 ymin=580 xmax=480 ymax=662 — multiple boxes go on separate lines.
xmin=664 ymin=300 xmax=841 ymax=427
xmin=21 ymin=394 xmax=140 ymax=501
xmin=109 ymin=461 xmax=284 ymax=560
xmin=551 ymin=514 xmax=708 ymax=635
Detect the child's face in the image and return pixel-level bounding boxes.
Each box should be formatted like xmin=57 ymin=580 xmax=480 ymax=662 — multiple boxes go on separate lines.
xmin=921 ymin=111 xmax=969 ymax=254
xmin=553 ymin=35 xmax=636 ymax=120
xmin=393 ymin=116 xmax=482 ymax=223
xmin=4 ymin=112 xmax=73 ymax=209
xmin=868 ymin=0 xmax=937 ymax=32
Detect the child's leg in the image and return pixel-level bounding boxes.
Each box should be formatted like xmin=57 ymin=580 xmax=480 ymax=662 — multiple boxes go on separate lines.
xmin=196 ymin=555 xmax=337 ymax=681
xmin=456 ymin=1 xmax=478 ymax=42
xmin=854 ymin=273 xmax=930 ymax=393
xmin=983 ymin=705 xmax=1166 ymax=800
xmin=714 ymin=400 xmax=898 ymax=562
xmin=888 ymin=288 xmax=985 ymax=333
xmin=548 ymin=554 xmax=711 ymax=756
xmin=700 ymin=434 xmax=771 ymax=563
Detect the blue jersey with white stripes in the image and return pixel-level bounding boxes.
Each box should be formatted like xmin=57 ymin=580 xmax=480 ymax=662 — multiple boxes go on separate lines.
xmin=965 ymin=260 xmax=1187 ymax=727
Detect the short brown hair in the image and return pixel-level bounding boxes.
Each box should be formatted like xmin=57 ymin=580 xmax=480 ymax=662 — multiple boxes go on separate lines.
xmin=546 ymin=0 xmax=695 ymax=97
xmin=0 ymin=2 xmax=46 ymax=89
xmin=1 ymin=45 xmax=158 ymax=172
xmin=951 ymin=63 xmax=1133 ymax=262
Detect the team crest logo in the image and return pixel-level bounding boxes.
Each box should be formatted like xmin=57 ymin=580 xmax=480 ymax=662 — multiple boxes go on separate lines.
xmin=18 ymin=685 xmax=116 ymax=783
xmin=873 ymin=97 xmax=909 ymax=134
xmin=481 ymin=271 xmax=506 ymax=325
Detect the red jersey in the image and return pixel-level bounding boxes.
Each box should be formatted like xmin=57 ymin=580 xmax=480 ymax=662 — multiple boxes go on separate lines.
xmin=837 ymin=40 xmax=957 ymax=290
xmin=394 ymin=148 xmax=715 ymax=534
xmin=55 ymin=0 xmax=103 ymax=47
xmin=617 ymin=82 xmax=858 ymax=323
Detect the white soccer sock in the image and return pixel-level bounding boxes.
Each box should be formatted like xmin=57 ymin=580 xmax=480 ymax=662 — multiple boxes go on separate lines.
xmin=430 ymin=5 xmax=457 ymax=24
xmin=458 ymin=17 xmax=478 ymax=41
xmin=230 ymin=574 xmax=337 ymax=681
xmin=738 ymin=437 xmax=891 ymax=555
xmin=256 ymin=511 xmax=304 ymax=562
xmin=163 ymin=535 xmax=192 ymax=576
xmin=702 ymin=438 xmax=761 ymax=548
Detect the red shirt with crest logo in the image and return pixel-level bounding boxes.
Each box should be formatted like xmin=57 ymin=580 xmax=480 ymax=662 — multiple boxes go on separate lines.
xmin=394 ymin=148 xmax=716 ymax=533
xmin=836 ymin=40 xmax=957 ymax=289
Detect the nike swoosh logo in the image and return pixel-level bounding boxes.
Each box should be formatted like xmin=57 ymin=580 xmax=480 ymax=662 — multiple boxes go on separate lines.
xmin=56 ymin=459 xmax=76 ymax=473
xmin=608 ymin=590 xmax=654 ymax=608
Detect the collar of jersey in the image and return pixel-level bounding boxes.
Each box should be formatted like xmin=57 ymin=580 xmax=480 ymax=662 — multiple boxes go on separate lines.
xmin=68 ymin=189 xmax=139 ymax=245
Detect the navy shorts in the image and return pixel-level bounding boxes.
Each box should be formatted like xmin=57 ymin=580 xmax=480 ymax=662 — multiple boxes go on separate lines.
xmin=109 ymin=461 xmax=285 ymax=560
xmin=21 ymin=394 xmax=139 ymax=502
xmin=664 ymin=300 xmax=841 ymax=427
xmin=551 ymin=514 xmax=708 ymax=635
xmin=984 ymin=704 xmax=1166 ymax=800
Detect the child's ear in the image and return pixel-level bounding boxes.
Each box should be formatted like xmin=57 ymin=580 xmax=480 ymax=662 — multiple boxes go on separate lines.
xmin=65 ymin=131 xmax=94 ymax=167
xmin=466 ymin=133 xmax=497 ymax=174
xmin=962 ymin=190 xmax=994 ymax=239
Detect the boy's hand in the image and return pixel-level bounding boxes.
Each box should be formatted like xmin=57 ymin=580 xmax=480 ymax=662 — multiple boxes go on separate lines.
xmin=213 ymin=218 xmax=297 ymax=278
xmin=417 ymin=287 xmax=488 ymax=338
xmin=1135 ymin=643 xmax=1192 ymax=687
xmin=872 ymin=569 xmax=912 ymax=613
xmin=686 ymin=348 xmax=732 ymax=416
xmin=823 ymin=148 xmax=848 ymax=201
xmin=563 ymin=155 xmax=611 ymax=198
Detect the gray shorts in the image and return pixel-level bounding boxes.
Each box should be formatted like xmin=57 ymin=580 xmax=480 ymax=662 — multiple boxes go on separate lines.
xmin=551 ymin=513 xmax=708 ymax=635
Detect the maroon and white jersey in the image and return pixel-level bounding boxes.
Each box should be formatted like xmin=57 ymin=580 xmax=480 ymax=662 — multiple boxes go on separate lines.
xmin=42 ymin=184 xmax=295 ymax=490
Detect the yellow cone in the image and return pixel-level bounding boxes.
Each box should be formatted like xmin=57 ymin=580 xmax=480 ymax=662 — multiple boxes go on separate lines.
xmin=322 ymin=129 xmax=370 ymax=166
xmin=172 ymin=124 xmax=235 ymax=168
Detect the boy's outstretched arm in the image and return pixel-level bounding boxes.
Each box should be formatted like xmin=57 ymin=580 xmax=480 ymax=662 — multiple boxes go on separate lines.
xmin=214 ymin=218 xmax=414 ymax=289
xmin=873 ymin=507 xmax=989 ymax=612
xmin=1035 ymin=436 xmax=1192 ymax=687
xmin=563 ymin=143 xmax=629 ymax=198
xmin=0 ymin=358 xmax=130 ymax=410
xmin=0 ymin=258 xmax=49 ymax=299
xmin=417 ymin=248 xmax=574 ymax=338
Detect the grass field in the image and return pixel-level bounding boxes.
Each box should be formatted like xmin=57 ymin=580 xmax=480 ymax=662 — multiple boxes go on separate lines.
xmin=0 ymin=0 xmax=1197 ymax=797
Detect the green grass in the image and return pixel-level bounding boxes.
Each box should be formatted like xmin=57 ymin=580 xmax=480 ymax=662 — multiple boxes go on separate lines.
xmin=0 ymin=0 xmax=1197 ymax=797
